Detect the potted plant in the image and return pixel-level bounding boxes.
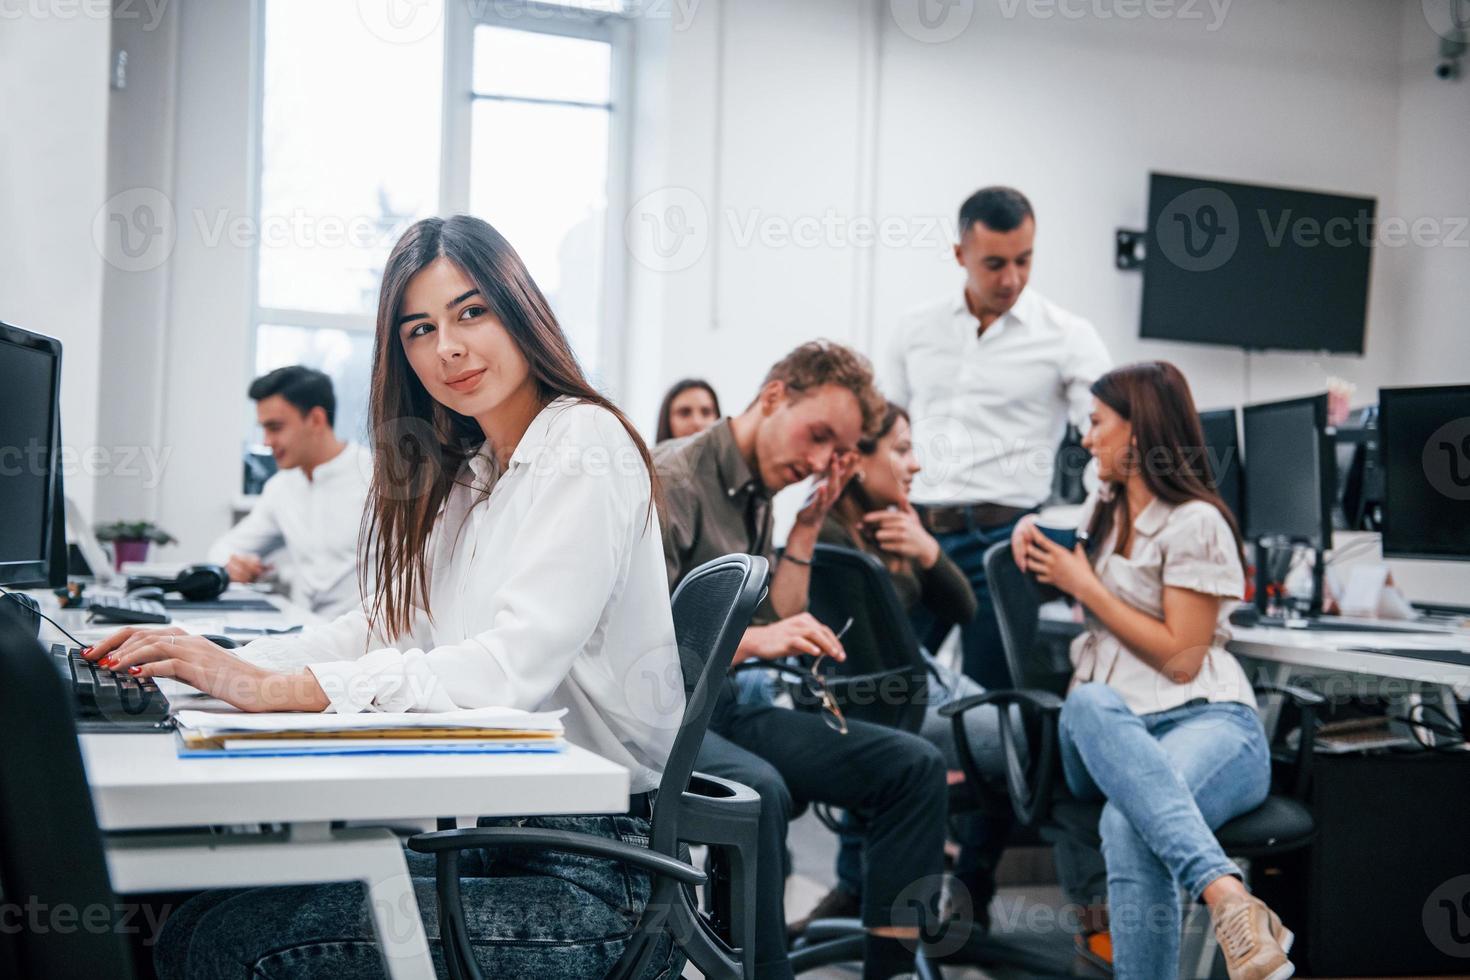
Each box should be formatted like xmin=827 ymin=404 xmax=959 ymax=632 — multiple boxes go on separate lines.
xmin=95 ymin=521 xmax=177 ymax=571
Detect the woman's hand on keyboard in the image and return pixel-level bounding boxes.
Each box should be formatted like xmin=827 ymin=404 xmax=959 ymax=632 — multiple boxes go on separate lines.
xmin=81 ymin=626 xmax=330 ymax=712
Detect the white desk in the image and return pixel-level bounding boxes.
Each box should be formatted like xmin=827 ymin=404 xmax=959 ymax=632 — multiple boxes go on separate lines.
xmin=1228 ymin=622 xmax=1470 ymax=743
xmin=40 ymin=588 xmax=633 ymax=979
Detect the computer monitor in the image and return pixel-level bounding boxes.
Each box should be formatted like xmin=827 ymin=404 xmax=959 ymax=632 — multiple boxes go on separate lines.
xmin=0 ymin=323 xmax=65 ymax=588
xmin=1242 ymin=393 xmax=1334 ymax=548
xmin=1378 ymin=384 xmax=1470 ymax=562
xmin=1334 ymin=405 xmax=1382 ymax=532
xmin=1197 ymin=408 xmax=1243 ymax=528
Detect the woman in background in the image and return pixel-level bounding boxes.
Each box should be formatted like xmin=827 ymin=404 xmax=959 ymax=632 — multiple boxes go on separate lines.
xmin=655 ymin=377 xmax=721 ymax=442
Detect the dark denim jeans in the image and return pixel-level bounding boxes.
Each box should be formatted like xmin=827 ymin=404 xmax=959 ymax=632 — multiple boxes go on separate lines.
xmin=835 ymin=649 xmax=1014 ymax=908
xmin=1059 ymin=683 xmax=1271 ymax=980
xmin=697 ymin=680 xmax=947 ymax=980
xmin=154 ymin=813 xmax=683 ymax=980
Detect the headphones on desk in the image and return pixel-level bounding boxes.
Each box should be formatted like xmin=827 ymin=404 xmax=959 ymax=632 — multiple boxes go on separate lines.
xmin=125 ymin=564 xmax=230 ymax=602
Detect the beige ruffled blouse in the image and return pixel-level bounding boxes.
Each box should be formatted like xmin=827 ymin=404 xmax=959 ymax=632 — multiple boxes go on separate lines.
xmin=1068 ymin=488 xmax=1255 ymax=716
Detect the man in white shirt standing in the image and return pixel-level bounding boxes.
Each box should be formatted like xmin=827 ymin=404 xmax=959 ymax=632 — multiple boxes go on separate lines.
xmin=885 ymin=187 xmax=1112 ymax=938
xmin=208 ymin=366 xmax=373 ymax=617
xmin=886 ymin=186 xmax=1112 ymax=690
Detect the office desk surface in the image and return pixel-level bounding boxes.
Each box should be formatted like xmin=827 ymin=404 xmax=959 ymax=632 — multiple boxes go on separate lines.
xmin=1228 ymin=624 xmax=1470 ymax=695
xmin=82 ymin=734 xmax=631 ymax=831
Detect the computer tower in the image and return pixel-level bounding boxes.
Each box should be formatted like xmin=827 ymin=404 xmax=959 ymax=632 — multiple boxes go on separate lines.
xmin=1252 ymin=750 xmax=1470 ymax=975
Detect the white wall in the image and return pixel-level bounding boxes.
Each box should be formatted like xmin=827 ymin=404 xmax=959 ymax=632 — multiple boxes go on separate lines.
xmin=1390 ymin=0 xmax=1470 ymax=389
xmin=640 ymin=0 xmax=1439 ymax=416
xmin=96 ymin=0 xmax=180 ymax=525
xmin=151 ymin=0 xmax=258 ymax=559
xmin=0 ymin=10 xmax=112 ymax=521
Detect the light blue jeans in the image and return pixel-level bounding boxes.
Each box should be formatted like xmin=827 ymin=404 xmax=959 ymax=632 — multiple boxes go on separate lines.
xmin=1058 ymin=683 xmax=1271 ymax=980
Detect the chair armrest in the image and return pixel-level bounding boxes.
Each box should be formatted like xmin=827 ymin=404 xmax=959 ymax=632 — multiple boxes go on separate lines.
xmin=1252 ymin=682 xmax=1325 ymax=709
xmin=940 ymin=688 xmax=1063 ymax=827
xmin=937 ymin=688 xmax=1064 ymax=719
xmin=407 ymin=826 xmax=707 ymax=887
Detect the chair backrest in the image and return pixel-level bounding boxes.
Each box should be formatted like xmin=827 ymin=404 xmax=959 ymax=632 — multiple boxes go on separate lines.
xmin=652 ymin=554 xmax=769 ymax=855
xmin=0 ymin=605 xmax=135 ymax=979
xmin=804 ymin=543 xmax=928 ymax=733
xmin=983 ymin=541 xmax=1074 ymax=697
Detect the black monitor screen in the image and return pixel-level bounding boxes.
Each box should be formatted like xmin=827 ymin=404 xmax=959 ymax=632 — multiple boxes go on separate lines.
xmin=1242 ymin=394 xmax=1333 ymax=547
xmin=1142 ymin=173 xmax=1375 ymax=354
xmin=0 ymin=325 xmax=61 ymax=587
xmin=1198 ymin=408 xmax=1243 ymax=529
xmin=1378 ymin=385 xmax=1470 ymax=562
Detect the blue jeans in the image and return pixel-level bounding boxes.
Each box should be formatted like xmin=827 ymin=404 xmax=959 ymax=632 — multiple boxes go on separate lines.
xmin=153 ymin=813 xmax=682 ymax=980
xmin=836 ymin=651 xmax=1014 ymax=902
xmin=1059 ymin=683 xmax=1271 ymax=980
xmin=913 ymin=519 xmax=1020 ymax=692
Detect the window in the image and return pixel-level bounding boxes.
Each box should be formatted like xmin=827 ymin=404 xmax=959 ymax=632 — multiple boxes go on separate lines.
xmin=468 ymin=25 xmax=613 ymax=373
xmin=251 ymin=1 xmax=624 ymax=451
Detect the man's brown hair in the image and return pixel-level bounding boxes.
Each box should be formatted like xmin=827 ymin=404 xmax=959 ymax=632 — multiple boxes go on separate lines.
xmin=759 ymin=340 xmax=887 ymax=437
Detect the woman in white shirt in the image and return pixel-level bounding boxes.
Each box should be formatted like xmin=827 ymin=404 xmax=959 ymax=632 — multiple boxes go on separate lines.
xmin=1011 ymin=362 xmax=1292 ymax=980
xmin=86 ymin=215 xmax=686 ymax=979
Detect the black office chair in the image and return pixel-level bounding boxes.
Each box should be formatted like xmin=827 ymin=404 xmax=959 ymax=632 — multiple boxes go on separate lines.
xmin=940 ymin=542 xmax=1322 ymax=976
xmin=786 ymin=543 xmax=1076 ymax=977
xmin=0 ymin=605 xmax=137 ymax=979
xmin=410 ymin=554 xmax=770 ymax=980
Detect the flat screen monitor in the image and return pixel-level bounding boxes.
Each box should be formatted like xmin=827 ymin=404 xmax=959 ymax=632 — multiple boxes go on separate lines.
xmin=1242 ymin=394 xmax=1334 ymax=547
xmin=1378 ymin=385 xmax=1470 ymax=562
xmin=1141 ymin=172 xmax=1375 ymax=354
xmin=0 ymin=322 xmax=64 ymax=588
xmin=1197 ymin=408 xmax=1243 ymax=529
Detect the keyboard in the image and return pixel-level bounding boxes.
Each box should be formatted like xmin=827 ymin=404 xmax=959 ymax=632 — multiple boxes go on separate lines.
xmin=50 ymin=643 xmax=172 ymax=732
xmin=88 ymin=594 xmax=171 ymax=625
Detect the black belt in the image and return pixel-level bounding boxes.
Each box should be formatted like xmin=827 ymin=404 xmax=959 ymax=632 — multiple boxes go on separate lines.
xmin=920 ymin=501 xmax=1033 ymax=534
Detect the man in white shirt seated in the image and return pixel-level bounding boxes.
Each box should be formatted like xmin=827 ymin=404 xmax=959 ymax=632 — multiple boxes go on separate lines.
xmin=208 ymin=366 xmax=373 ymax=617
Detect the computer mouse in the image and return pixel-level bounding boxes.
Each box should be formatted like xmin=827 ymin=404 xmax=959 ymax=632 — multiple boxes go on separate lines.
xmin=127 ymin=586 xmax=166 ymax=601
xmin=201 ymin=634 xmax=238 ymax=650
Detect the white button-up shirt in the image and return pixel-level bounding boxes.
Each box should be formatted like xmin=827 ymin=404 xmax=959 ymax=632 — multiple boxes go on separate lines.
xmin=207 ymin=442 xmax=374 ymax=617
xmin=883 ymin=288 xmax=1112 ymax=508
xmin=240 ymin=398 xmax=684 ymax=794
xmin=1069 ymin=488 xmax=1255 ymax=716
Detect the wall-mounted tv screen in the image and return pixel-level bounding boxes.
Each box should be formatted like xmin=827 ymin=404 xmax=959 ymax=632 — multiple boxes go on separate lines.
xmin=1141 ymin=172 xmax=1375 ymax=354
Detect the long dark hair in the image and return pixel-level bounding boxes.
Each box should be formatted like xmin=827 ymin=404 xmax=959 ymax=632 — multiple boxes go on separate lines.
xmin=833 ymin=402 xmax=910 ymax=571
xmin=362 ymin=215 xmax=658 ymax=639
xmin=655 ymin=378 xmax=722 ymax=443
xmin=1086 ymin=362 xmax=1246 ymax=574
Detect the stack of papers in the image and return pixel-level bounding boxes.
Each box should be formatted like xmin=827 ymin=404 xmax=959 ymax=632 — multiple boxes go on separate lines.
xmin=174 ymin=706 xmax=567 ymax=758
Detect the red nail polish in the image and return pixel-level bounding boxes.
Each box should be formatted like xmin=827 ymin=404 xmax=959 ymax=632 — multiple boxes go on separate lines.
xmin=128 ymin=666 xmax=142 ymax=675
xmin=100 ymin=658 xmax=115 ymax=669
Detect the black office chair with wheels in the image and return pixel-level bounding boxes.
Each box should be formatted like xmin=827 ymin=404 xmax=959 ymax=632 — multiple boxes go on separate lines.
xmin=940 ymin=542 xmax=1322 ymax=976
xmin=785 ymin=543 xmax=1075 ymax=977
xmin=410 ymin=554 xmax=770 ymax=980
xmin=0 ymin=605 xmax=137 ymax=980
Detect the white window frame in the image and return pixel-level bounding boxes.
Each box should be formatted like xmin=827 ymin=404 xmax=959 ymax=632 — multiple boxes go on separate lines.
xmin=246 ymin=0 xmax=634 ymax=427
